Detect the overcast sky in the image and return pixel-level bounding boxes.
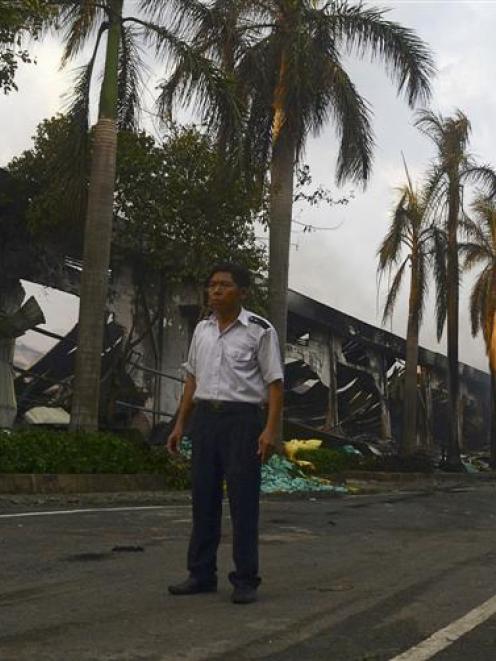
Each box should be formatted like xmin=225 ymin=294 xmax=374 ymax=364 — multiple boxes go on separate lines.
xmin=2 ymin=1 xmax=494 ymax=371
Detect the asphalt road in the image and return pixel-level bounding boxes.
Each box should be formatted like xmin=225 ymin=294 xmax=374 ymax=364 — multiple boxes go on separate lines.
xmin=2 ymin=483 xmax=496 ymax=661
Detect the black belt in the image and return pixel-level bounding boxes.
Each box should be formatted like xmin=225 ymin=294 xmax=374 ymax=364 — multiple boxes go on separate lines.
xmin=196 ymin=400 xmax=262 ymax=414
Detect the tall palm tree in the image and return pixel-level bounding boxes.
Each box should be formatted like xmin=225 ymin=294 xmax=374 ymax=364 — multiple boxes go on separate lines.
xmin=51 ymin=0 xmax=236 ymax=430
xmin=460 ymin=197 xmax=496 ymax=467
xmin=416 ymin=110 xmax=496 ymax=469
xmin=378 ymin=170 xmax=432 ymax=456
xmin=158 ymin=0 xmax=434 ymax=353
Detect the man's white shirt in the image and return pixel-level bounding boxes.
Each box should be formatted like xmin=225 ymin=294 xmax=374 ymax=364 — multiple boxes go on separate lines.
xmin=184 ymin=307 xmax=284 ymax=404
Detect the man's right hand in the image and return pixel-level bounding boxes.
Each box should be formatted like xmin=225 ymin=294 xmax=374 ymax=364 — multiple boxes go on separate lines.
xmin=167 ymin=424 xmax=184 ymax=455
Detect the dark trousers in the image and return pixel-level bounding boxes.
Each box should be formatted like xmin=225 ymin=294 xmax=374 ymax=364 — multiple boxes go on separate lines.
xmin=187 ymin=402 xmax=263 ymax=589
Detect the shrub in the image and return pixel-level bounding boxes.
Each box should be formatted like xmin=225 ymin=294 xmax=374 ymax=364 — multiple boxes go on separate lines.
xmin=295 ymin=448 xmax=361 ymax=474
xmin=360 ymin=451 xmax=434 ymax=473
xmin=0 ymin=429 xmax=191 ymax=489
xmin=295 ymin=447 xmax=434 ymax=474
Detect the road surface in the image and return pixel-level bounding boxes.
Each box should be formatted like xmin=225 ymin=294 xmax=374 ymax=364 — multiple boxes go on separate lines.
xmin=2 ymin=482 xmax=496 ymax=660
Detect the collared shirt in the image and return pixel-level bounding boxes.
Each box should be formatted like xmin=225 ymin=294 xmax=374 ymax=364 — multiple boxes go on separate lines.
xmin=184 ymin=308 xmax=284 ymax=404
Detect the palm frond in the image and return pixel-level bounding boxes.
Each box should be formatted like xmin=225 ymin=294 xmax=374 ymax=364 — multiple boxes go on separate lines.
xmin=138 ymin=0 xmax=211 ymax=35
xmin=128 ymin=16 xmax=243 ymax=143
xmin=330 ymin=2 xmax=434 ymax=106
xmin=461 ymin=197 xmax=495 ymax=257
xmin=401 ymin=152 xmax=414 ymax=193
xmin=471 ymin=196 xmax=496 ymax=229
xmin=52 ymin=20 xmax=107 ymax=225
xmin=377 ymin=189 xmax=409 ymax=272
xmin=117 ymin=23 xmax=145 ymax=131
xmin=57 ymin=0 xmax=107 ymax=66
xmin=156 ymin=48 xmax=244 ymax=147
xmin=469 ymin=266 xmax=491 ymax=337
xmin=460 ymin=212 xmax=492 ymax=253
xmin=459 ymin=241 xmax=490 ymax=272
xmin=415 ymin=109 xmax=444 ymax=147
xmin=462 ymin=194 xmax=496 ymax=349
xmin=191 ymin=0 xmax=253 ymax=66
xmin=64 ymin=21 xmax=106 ymax=135
xmin=236 ymin=34 xmax=276 ymax=171
xmin=431 ymin=225 xmax=448 ymax=340
xmin=415 ymin=109 xmax=471 ymax=164
xmin=381 ymin=255 xmax=409 ymax=324
xmin=421 ymin=163 xmax=448 ymax=224
xmin=321 ymin=58 xmax=374 ymax=184
xmin=461 ymin=164 xmax=496 ymax=200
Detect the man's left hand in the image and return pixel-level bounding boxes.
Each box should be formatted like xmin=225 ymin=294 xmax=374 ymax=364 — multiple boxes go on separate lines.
xmin=257 ymin=428 xmax=276 ymax=463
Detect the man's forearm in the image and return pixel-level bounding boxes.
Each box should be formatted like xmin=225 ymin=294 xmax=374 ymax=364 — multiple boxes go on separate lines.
xmin=265 ymin=380 xmax=284 ymax=433
xmin=175 ymin=374 xmax=196 ymax=428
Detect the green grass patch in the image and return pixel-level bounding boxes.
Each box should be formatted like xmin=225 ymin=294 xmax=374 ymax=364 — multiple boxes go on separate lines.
xmin=360 ymin=452 xmax=434 ymax=473
xmin=295 ymin=447 xmax=361 ymax=474
xmin=0 ymin=429 xmax=191 ymax=489
xmin=295 ymin=447 xmax=434 ymax=475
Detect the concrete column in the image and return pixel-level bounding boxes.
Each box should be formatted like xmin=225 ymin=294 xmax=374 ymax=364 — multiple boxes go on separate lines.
xmin=0 ymin=282 xmax=24 ymax=429
xmin=108 ymin=265 xmax=157 ymax=427
xmin=308 ymin=328 xmax=342 ymax=433
xmin=159 ymin=285 xmax=201 ymax=420
xmin=367 ymin=349 xmax=392 ymax=440
xmin=324 ymin=333 xmax=341 ymax=433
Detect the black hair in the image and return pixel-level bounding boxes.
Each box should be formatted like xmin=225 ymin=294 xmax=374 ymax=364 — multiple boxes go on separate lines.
xmin=206 ymin=262 xmax=251 ymax=289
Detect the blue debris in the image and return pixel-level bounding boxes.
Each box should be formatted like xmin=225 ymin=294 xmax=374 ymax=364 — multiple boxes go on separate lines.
xmin=342 ymin=444 xmax=362 ymax=456
xmin=261 ymin=455 xmax=347 ymax=494
xmin=181 ymin=438 xmax=347 ymax=494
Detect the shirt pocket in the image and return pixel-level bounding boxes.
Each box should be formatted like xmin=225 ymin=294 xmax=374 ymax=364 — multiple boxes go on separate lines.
xmin=226 ymin=347 xmax=256 ymax=368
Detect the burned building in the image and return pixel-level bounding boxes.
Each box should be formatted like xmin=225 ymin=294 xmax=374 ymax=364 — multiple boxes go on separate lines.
xmin=11 ymin=276 xmax=491 ymax=453
xmin=284 ymin=291 xmax=491 ymax=452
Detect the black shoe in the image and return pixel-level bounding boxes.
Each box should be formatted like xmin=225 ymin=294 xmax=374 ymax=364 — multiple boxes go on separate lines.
xmin=231 ymin=585 xmax=258 ymax=604
xmin=168 ymin=577 xmax=217 ymax=596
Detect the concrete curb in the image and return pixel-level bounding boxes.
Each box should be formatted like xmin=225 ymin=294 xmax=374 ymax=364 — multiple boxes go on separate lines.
xmin=0 ymin=473 xmax=168 ymax=495
xmin=341 ymin=470 xmax=496 ymax=483
xmin=1 ymin=470 xmax=495 ymax=497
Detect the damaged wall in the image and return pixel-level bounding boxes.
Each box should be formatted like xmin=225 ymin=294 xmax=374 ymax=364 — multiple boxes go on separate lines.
xmin=285 ymin=291 xmax=491 ymax=451
xmin=11 ymin=264 xmax=491 ymax=452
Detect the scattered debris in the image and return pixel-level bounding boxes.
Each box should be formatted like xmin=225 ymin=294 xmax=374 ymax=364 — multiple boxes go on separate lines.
xmin=283 ymin=438 xmax=322 ymax=461
xmin=261 ymin=455 xmax=347 ymax=495
xmin=24 ymin=406 xmax=70 ymax=426
xmin=461 ymin=453 xmax=492 ymax=472
xmin=112 ymin=545 xmax=145 ymax=553
xmin=180 ymin=438 xmax=347 ymax=494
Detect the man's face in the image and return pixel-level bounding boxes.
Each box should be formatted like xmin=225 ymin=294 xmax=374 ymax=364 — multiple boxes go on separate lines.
xmin=207 ymin=271 xmax=246 ymax=312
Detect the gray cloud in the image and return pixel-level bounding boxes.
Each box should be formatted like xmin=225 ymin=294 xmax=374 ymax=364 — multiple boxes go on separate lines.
xmin=2 ymin=1 xmax=494 ymax=372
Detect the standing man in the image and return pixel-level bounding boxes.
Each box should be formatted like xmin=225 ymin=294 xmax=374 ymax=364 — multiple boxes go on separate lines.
xmin=167 ymin=263 xmax=284 ymax=604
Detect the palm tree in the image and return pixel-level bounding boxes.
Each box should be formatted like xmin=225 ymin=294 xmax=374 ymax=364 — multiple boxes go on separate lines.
xmin=460 ymin=197 xmax=496 ymax=467
xmin=415 ymin=110 xmax=496 ymax=469
xmin=159 ymin=0 xmax=434 ymax=354
xmin=378 ymin=169 xmax=432 ymax=455
xmin=49 ymin=1 xmax=235 ymax=430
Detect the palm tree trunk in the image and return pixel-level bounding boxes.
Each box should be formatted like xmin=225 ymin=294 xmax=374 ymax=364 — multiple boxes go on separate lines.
xmin=268 ymin=48 xmax=294 ymax=354
xmin=445 ymin=178 xmax=462 ymax=468
xmin=70 ymin=0 xmax=122 ymax=431
xmin=402 ymin=255 xmax=420 ymax=456
xmin=268 ymin=125 xmax=295 ymax=354
xmin=489 ymin=311 xmax=496 ymax=468
xmin=490 ymin=370 xmax=496 ymax=469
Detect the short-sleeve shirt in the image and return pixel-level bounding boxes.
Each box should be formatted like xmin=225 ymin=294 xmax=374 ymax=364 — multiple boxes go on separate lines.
xmin=184 ymin=307 xmax=284 ymax=404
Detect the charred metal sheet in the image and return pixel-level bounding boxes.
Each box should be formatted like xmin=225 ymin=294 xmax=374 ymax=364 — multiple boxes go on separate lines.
xmin=14 ymin=322 xmax=124 ymax=415
xmin=287 ymin=290 xmax=490 ymax=448
xmin=288 ymin=290 xmax=490 ymax=389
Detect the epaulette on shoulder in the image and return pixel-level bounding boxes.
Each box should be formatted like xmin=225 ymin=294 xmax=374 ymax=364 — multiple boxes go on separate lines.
xmin=249 ymin=315 xmax=270 ymax=330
